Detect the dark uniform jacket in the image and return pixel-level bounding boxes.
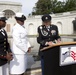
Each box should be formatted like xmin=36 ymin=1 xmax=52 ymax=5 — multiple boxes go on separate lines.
xmin=37 ymin=24 xmax=61 ymax=56
xmin=0 ymin=29 xmax=11 ymax=66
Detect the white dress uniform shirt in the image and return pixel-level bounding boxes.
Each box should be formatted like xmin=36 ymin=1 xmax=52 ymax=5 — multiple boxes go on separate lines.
xmin=12 ymin=23 xmax=31 ymax=54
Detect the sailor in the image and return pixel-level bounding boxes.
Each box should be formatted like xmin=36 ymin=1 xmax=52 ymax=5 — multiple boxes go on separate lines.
xmin=0 ymin=12 xmax=13 ymax=75
xmin=10 ymin=12 xmax=31 ymax=75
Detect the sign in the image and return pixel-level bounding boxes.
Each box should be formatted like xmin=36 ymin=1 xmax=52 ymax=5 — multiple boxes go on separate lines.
xmin=60 ymin=45 xmax=76 ymax=66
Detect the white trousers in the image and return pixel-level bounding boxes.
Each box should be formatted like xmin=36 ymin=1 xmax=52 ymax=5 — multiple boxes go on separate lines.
xmin=0 ymin=63 xmax=9 ymax=75
xmin=10 ymin=54 xmax=27 ymax=74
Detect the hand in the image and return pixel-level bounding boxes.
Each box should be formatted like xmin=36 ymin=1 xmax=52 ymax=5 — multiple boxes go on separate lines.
xmin=47 ymin=41 xmax=54 ymax=46
xmin=57 ymin=39 xmax=61 ymax=43
xmin=27 ymin=47 xmax=31 ymax=53
xmin=5 ymin=53 xmax=13 ymax=61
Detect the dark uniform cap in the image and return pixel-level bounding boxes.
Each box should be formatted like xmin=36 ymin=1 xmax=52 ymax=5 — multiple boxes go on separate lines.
xmin=0 ymin=12 xmax=7 ymax=21
xmin=15 ymin=12 xmax=26 ymax=21
xmin=41 ymin=14 xmax=52 ymax=22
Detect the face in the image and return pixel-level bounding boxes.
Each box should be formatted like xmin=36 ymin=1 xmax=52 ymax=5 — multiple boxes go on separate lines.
xmin=17 ymin=20 xmax=25 ymax=25
xmin=43 ymin=21 xmax=51 ymax=26
xmin=0 ymin=20 xmax=6 ymax=29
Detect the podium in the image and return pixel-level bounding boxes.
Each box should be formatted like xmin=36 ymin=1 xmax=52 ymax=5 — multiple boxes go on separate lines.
xmin=40 ymin=42 xmax=76 ymax=75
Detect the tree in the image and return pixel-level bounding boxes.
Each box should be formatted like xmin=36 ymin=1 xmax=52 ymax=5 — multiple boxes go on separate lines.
xmin=32 ymin=0 xmax=51 ymax=15
xmin=31 ymin=0 xmax=76 ymax=15
xmin=50 ymin=0 xmax=64 ymax=13
xmin=63 ymin=0 xmax=76 ymax=11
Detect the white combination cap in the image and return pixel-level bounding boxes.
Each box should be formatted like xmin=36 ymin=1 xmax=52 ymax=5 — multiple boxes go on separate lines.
xmin=15 ymin=12 xmax=26 ymax=21
xmin=15 ymin=12 xmax=24 ymax=18
xmin=0 ymin=12 xmax=7 ymax=20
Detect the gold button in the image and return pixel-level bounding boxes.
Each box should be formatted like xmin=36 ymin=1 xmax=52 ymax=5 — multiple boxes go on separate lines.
xmin=4 ymin=38 xmax=6 ymax=40
xmin=4 ymin=46 xmax=6 ymax=48
xmin=4 ymin=50 xmax=6 ymax=51
xmin=4 ymin=42 xmax=6 ymax=44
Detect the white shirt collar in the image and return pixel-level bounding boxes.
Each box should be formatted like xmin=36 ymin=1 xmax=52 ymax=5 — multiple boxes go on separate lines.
xmin=16 ymin=23 xmax=25 ymax=28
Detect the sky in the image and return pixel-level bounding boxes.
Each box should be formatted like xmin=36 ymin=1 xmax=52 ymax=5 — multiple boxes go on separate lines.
xmin=0 ymin=0 xmax=38 ymax=16
xmin=0 ymin=0 xmax=63 ymax=16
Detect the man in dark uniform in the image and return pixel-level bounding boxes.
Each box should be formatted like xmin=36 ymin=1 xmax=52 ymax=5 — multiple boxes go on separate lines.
xmin=37 ymin=14 xmax=61 ymax=75
xmin=0 ymin=12 xmax=13 ymax=75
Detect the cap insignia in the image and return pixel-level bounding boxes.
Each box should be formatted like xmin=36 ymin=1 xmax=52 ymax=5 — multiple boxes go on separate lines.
xmin=45 ymin=17 xmax=48 ymax=20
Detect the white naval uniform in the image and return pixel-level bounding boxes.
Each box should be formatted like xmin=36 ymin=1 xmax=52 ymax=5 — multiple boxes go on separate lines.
xmin=10 ymin=23 xmax=31 ymax=74
xmin=0 ymin=63 xmax=9 ymax=75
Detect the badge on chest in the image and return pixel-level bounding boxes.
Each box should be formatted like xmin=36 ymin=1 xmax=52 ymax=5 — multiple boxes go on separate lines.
xmin=51 ymin=30 xmax=56 ymax=35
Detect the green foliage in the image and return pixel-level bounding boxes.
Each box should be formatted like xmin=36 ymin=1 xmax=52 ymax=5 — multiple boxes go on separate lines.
xmin=32 ymin=0 xmax=76 ymax=15
xmin=35 ymin=0 xmax=51 ymax=15
xmin=63 ymin=0 xmax=76 ymax=11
